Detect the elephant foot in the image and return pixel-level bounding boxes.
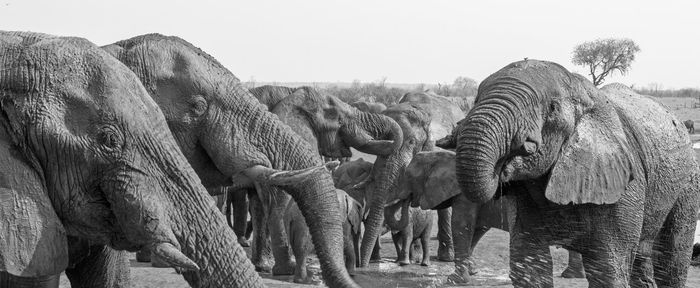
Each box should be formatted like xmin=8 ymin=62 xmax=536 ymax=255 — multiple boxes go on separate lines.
xmin=438 ymin=247 xmax=454 ymax=262
xmin=560 ymin=266 xmax=585 ymax=278
xmin=237 ymin=236 xmax=250 ymax=247
xmin=135 ymin=249 xmax=151 ymax=262
xmin=447 ymin=259 xmax=476 ymax=284
xmin=420 ymin=260 xmax=430 ymax=266
xmin=397 ymin=259 xmax=411 ymax=266
xmin=254 ymin=259 xmax=273 ymax=273
xmin=272 ymin=261 xmax=297 ymax=275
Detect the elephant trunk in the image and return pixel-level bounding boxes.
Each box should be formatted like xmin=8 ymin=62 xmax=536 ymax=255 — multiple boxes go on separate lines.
xmin=358 ymin=148 xmax=411 ymax=267
xmin=455 ymin=98 xmax=518 ymax=204
xmin=282 ymin=173 xmax=357 ymax=288
xmin=346 ymin=109 xmax=403 ymax=156
xmin=163 ymin=159 xmax=264 ymax=288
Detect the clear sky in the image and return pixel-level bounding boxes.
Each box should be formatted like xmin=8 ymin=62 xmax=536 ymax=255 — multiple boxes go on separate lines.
xmin=1 ymin=0 xmax=698 ymax=89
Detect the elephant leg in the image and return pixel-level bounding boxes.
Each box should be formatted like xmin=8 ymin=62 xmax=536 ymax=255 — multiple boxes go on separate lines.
xmin=560 ymin=250 xmax=586 ymax=279
xmin=249 ymin=192 xmax=273 ymax=273
xmin=370 ymin=237 xmax=382 ymax=262
xmin=398 ymin=227 xmax=412 ymax=266
xmin=354 ymin=231 xmax=361 ymax=268
xmin=420 ymin=231 xmax=431 ymax=266
xmin=447 ymin=195 xmax=479 ymax=284
xmin=467 ymin=226 xmax=489 ymax=275
xmin=630 ymin=240 xmax=656 ymax=288
xmin=410 ymin=240 xmax=420 ymax=263
xmin=0 ymin=272 xmax=60 ymax=288
xmin=437 ymin=207 xmax=454 ymax=262
xmin=269 ymin=188 xmax=295 ymax=275
xmin=509 ymin=237 xmax=553 ymax=288
xmin=344 ymin=226 xmax=357 ymax=275
xmin=580 ymin=246 xmax=633 ymax=288
xmin=391 ymin=231 xmax=402 ymax=263
xmin=652 ymin=196 xmax=698 ymax=288
xmin=231 ymin=188 xmax=251 ymax=247
xmin=65 ymin=240 xmax=130 ymax=288
xmin=289 ymin=216 xmax=310 ymax=284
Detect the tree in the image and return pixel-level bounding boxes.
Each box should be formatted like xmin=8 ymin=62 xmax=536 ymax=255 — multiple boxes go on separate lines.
xmin=572 ymin=38 xmax=640 ymax=86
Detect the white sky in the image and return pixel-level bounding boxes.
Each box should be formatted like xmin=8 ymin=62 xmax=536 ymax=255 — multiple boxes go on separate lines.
xmin=1 ymin=0 xmax=698 ymax=89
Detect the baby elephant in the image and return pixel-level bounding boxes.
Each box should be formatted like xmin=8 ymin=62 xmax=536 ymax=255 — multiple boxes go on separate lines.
xmin=284 ymin=189 xmax=363 ymax=283
xmin=384 ymin=199 xmax=435 ymax=266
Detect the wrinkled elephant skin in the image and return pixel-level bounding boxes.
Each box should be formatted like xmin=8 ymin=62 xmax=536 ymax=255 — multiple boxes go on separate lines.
xmin=455 ymin=60 xmax=700 ymax=287
xmin=0 ymin=31 xmax=253 ymax=288
xmin=103 ymin=34 xmax=359 ymax=288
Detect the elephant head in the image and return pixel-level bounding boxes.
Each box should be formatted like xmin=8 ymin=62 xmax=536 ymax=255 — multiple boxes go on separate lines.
xmin=102 ymin=34 xmax=359 ymax=288
xmin=359 ymin=91 xmax=466 ymax=266
xmin=0 ymin=31 xmax=245 ymax=283
xmin=455 ymin=59 xmax=635 ymax=205
xmin=271 ymin=87 xmax=403 ymax=160
xmin=332 ymin=158 xmax=374 ymax=206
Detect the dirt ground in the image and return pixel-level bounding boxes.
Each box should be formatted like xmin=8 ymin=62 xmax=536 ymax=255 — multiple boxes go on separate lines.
xmin=58 ymin=217 xmax=700 ymax=288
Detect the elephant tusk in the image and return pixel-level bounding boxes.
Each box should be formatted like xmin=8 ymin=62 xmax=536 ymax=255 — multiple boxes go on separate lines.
xmin=152 ymin=242 xmax=199 ymax=271
xmin=243 ymin=161 xmax=340 ymax=186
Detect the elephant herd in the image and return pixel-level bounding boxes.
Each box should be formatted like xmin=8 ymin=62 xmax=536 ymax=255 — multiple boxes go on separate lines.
xmin=1 ymin=31 xmax=699 ymax=288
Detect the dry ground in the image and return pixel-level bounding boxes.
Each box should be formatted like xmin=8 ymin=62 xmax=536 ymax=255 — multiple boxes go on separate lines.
xmin=58 ymin=96 xmax=700 ymax=287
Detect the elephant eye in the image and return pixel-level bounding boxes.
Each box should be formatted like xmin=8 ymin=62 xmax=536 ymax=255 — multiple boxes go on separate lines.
xmin=98 ymin=125 xmax=124 ymax=151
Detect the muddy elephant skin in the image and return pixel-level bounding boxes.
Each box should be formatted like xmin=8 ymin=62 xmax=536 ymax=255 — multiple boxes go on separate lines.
xmin=455 ymin=59 xmax=700 ymax=287
xmin=102 ymin=34 xmax=359 ymax=288
xmin=0 ymin=31 xmax=254 ymax=288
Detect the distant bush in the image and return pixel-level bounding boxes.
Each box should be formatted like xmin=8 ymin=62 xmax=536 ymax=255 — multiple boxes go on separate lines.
xmin=322 ymin=80 xmax=408 ymax=106
xmin=635 ymin=87 xmax=700 ymax=99
xmin=318 ymin=76 xmax=479 ymax=108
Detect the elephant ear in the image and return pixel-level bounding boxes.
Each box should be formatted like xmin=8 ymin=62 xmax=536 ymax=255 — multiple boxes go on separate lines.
xmin=345 ymin=195 xmax=363 ymax=235
xmin=545 ymin=105 xmax=635 ymax=205
xmin=0 ymin=123 xmax=68 ymax=277
xmin=417 ymin=151 xmax=462 ymax=209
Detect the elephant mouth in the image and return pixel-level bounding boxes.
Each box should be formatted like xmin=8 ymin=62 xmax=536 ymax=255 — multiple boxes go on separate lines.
xmin=499 ymin=155 xmax=524 ymax=182
xmin=109 ymin=233 xmax=142 ymax=252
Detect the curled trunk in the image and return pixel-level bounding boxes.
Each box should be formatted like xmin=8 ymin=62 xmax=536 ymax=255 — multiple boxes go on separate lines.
xmin=455 ymin=102 xmax=514 ymax=204
xmin=344 ymin=110 xmax=403 ymax=156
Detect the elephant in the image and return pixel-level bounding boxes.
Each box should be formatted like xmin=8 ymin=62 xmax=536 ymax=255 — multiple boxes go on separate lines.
xmin=454 ymin=59 xmax=700 ymax=287
xmin=351 ymin=101 xmax=387 ymax=114
xmin=101 ymin=34 xmax=360 ymax=288
xmin=684 ymin=119 xmax=694 ymax=134
xmin=284 ymin=189 xmax=363 ymax=283
xmin=395 ymin=148 xmax=585 ymax=283
xmin=358 ymin=91 xmax=465 ymax=267
xmin=383 ymin=198 xmax=434 ymax=266
xmin=331 ymin=158 xmax=386 ymax=261
xmin=0 ymin=31 xmax=263 ymax=288
xmin=249 ymin=85 xmax=296 ymax=110
xmin=228 ymin=85 xmax=393 ymax=273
